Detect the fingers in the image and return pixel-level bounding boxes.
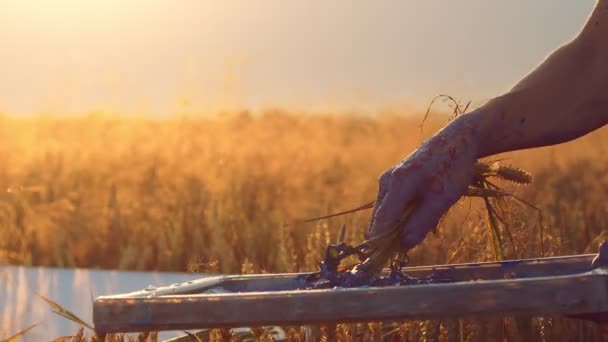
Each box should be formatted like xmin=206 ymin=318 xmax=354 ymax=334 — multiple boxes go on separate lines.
xmin=368 ymin=169 xmax=391 ymax=227
xmin=367 ymin=168 xmax=421 ymax=239
xmin=398 ymin=194 xmax=455 ymax=249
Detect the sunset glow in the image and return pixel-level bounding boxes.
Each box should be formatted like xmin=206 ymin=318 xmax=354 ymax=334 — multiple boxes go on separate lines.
xmin=0 ymin=0 xmax=595 ymax=115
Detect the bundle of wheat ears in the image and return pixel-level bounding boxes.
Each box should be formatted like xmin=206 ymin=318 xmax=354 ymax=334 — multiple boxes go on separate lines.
xmin=302 ymin=161 xmax=539 ymax=277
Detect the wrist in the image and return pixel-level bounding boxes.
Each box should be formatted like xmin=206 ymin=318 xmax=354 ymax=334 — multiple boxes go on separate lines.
xmin=438 ymin=110 xmax=485 ymax=159
xmin=453 ymin=106 xmax=505 ymax=159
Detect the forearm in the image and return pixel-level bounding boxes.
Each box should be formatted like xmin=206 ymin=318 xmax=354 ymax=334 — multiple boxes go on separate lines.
xmin=471 ymin=63 xmax=608 ymax=158
xmin=463 ymin=1 xmax=608 ymax=158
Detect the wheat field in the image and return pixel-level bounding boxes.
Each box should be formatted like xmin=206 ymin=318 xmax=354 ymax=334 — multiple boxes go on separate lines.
xmin=2 ymin=109 xmax=608 ymax=340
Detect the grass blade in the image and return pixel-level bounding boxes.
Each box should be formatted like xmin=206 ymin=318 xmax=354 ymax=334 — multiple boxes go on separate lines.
xmin=183 ymin=331 xmax=204 ymax=342
xmin=298 ymin=201 xmax=375 ymax=224
xmin=483 ymin=196 xmax=504 ymax=261
xmin=37 ymin=293 xmax=94 ymax=330
xmin=1 ymin=323 xmax=39 ymax=342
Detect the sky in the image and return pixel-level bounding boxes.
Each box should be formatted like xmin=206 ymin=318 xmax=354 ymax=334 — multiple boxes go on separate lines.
xmin=0 ymin=0 xmax=597 ymax=116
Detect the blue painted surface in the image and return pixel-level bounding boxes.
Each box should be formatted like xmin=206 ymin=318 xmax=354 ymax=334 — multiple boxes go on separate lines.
xmin=499 ymin=260 xmax=525 ymax=269
xmin=0 ymin=265 xmax=204 ymax=341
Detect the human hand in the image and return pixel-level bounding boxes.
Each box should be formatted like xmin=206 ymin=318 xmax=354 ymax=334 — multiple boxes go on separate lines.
xmin=367 ymin=115 xmax=480 ymax=250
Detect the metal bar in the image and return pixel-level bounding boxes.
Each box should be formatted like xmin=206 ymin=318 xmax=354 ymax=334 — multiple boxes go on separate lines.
xmin=112 ymin=254 xmax=596 ymax=299
xmin=94 ymin=268 xmax=608 ymax=333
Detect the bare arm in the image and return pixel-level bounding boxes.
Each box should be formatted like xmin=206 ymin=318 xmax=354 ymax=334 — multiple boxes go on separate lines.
xmin=368 ymin=1 xmax=608 ymax=250
xmin=471 ymin=0 xmax=608 ymax=157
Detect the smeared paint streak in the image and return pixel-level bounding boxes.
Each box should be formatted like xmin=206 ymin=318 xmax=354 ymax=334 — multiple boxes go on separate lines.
xmin=500 ymin=260 xmax=525 ymax=269
xmin=428 ymin=174 xmax=445 ymax=194
xmin=133 ymin=305 xmax=154 ymax=325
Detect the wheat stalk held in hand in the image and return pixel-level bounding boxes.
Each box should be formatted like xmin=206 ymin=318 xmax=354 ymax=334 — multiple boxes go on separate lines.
xmin=302 ymin=161 xmax=538 ymax=276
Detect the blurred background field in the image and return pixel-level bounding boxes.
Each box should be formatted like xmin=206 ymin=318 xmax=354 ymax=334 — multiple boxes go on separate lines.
xmin=1 ymin=109 xmax=608 ymax=340
xmin=1 ymin=109 xmax=606 ymax=272
xmin=2 ymin=1 xmax=606 ymax=340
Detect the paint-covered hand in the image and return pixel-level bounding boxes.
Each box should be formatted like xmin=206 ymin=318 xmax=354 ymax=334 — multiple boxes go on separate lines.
xmin=367 ymin=115 xmax=479 ymax=249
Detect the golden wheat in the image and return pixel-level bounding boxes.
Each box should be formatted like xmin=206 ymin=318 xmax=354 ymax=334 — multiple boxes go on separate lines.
xmin=2 ymin=110 xmax=608 ymax=340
